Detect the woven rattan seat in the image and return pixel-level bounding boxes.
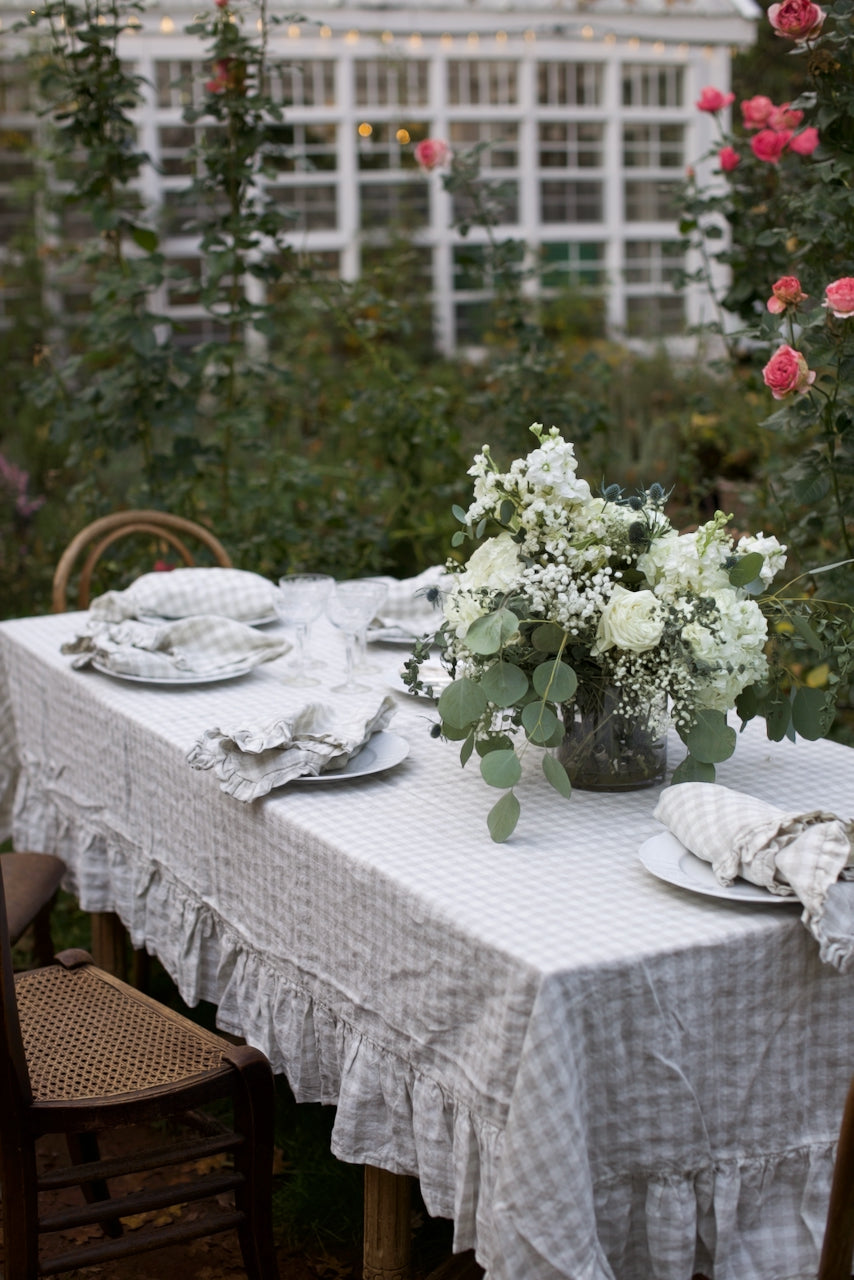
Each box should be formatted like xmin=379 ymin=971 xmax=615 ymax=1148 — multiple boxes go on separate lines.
xmin=0 ymin=869 xmax=280 ymax=1280
xmin=17 ymin=965 xmax=225 ymax=1100
xmin=1 ymin=853 xmax=65 ymax=968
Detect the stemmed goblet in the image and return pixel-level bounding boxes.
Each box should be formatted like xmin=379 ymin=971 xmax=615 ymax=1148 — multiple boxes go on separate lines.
xmin=275 ymin=573 xmax=334 ymax=687
xmin=326 ymin=580 xmax=388 ymax=694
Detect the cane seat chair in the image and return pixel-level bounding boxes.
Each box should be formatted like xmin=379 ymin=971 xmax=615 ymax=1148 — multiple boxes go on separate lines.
xmin=0 ymin=868 xmax=280 ymax=1280
xmin=1 ymin=853 xmax=65 ymax=969
xmin=818 ymin=1073 xmax=854 ymax=1279
xmin=52 ymin=509 xmax=232 ymax=613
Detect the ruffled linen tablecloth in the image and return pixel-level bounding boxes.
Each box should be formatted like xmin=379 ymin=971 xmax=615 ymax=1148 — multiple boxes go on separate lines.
xmin=2 ymin=610 xmax=854 ymax=1280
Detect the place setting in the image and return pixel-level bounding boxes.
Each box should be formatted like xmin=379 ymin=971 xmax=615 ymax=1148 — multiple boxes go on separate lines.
xmin=60 ymin=567 xmax=290 ymax=684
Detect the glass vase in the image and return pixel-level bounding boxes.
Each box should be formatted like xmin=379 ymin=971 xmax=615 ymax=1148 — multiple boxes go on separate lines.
xmin=555 ymin=684 xmax=668 ymax=792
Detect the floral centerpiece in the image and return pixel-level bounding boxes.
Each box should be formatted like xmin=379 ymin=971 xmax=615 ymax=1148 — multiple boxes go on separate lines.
xmin=405 ymin=423 xmax=848 ymax=842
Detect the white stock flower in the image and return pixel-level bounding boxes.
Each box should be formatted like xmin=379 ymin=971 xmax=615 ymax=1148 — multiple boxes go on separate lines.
xmin=735 ymin=532 xmax=787 ymax=585
xmin=591 ymin=585 xmax=665 ymax=655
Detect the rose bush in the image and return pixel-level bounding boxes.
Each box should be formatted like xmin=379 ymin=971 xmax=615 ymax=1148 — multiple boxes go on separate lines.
xmin=762 ymin=344 xmax=816 ymax=398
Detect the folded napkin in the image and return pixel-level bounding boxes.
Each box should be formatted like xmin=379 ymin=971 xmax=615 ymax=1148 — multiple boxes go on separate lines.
xmin=366 ymin=566 xmax=453 ymax=641
xmin=654 ymin=782 xmax=854 ymax=970
xmin=187 ymin=695 xmax=397 ymax=800
xmin=88 ymin=567 xmax=278 ymax=624
xmin=63 ymin=615 xmax=289 ymax=679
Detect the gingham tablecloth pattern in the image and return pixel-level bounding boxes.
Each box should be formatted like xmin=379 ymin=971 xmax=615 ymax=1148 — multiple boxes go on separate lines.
xmin=2 ymin=611 xmax=853 ymax=1280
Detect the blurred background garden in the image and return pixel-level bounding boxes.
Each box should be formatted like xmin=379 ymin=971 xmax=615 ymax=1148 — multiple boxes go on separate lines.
xmin=1 ymin=0 xmax=849 ymax=642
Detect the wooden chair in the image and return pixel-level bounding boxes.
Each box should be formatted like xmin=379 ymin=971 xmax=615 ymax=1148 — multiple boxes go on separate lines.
xmin=818 ymin=1073 xmax=854 ymax=1279
xmin=0 ymin=866 xmax=280 ymax=1280
xmin=52 ymin=509 xmax=232 ymax=613
xmin=1 ymin=852 xmax=65 ymax=968
xmin=50 ymin=509 xmax=232 ymax=977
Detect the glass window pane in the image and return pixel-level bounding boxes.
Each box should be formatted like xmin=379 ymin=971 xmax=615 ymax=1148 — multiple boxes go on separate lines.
xmin=537 ymin=61 xmax=603 ymax=107
xmin=538 ymin=122 xmax=603 ymax=169
xmin=621 ymin=64 xmax=684 ymax=108
xmin=448 ymin=121 xmax=519 ymax=169
xmin=626 ymin=294 xmax=685 ymax=336
xmin=447 ymin=60 xmax=517 ymax=106
xmin=540 ymin=180 xmax=602 ymax=223
xmin=359 ymin=180 xmax=429 ymax=229
xmin=624 ymin=179 xmax=680 ymax=221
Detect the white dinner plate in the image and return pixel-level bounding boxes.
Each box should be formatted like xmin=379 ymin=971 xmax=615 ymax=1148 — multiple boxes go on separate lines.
xmin=293 ymin=731 xmax=410 ymax=782
xmin=637 ymin=831 xmax=799 ymax=906
xmin=91 ymin=658 xmax=254 ymax=685
xmin=138 ymin=612 xmax=279 ymax=628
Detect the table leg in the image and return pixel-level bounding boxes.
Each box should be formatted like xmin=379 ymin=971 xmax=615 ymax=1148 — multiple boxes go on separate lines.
xmin=363 ymin=1165 xmax=412 ymax=1280
xmin=90 ymin=911 xmax=128 ymax=978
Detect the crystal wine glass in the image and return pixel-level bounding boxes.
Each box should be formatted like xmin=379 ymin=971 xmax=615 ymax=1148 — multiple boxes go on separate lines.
xmin=326 ymin=580 xmax=388 ymax=693
xmin=276 ymin=573 xmax=334 ymax=687
xmin=349 ymin=577 xmax=389 ymax=674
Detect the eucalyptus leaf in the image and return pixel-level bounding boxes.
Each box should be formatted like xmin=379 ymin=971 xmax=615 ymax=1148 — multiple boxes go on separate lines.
xmin=764 ymin=693 xmax=793 ymax=742
xmin=728 ymin=552 xmax=764 ymax=588
xmin=542 ymin=753 xmax=573 ymax=798
xmin=437 ymin=678 xmax=488 ymax=728
xmin=532 ymin=659 xmax=577 ymax=703
xmin=678 ymin=709 xmax=736 ymax=763
xmin=521 ymin=701 xmax=560 ymax=744
xmin=499 ymin=499 xmax=515 ymax=525
xmin=460 ymin=732 xmax=475 ymax=767
xmin=487 ymin=791 xmax=521 ymax=843
xmin=791 ymin=686 xmax=833 ymax=740
xmin=451 ymin=504 xmax=468 ymax=524
xmin=789 ymin=614 xmax=824 ymax=652
xmin=671 ymin=755 xmax=717 ymax=784
xmin=481 ymin=661 xmax=529 ymax=707
xmin=531 ymin=622 xmax=566 ymax=654
xmin=465 ymin=608 xmax=520 ymax=656
xmin=480 ymin=748 xmax=523 ymax=789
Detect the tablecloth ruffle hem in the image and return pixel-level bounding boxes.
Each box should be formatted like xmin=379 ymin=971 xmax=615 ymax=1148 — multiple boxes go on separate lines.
xmin=9 ymin=772 xmax=837 ymax=1280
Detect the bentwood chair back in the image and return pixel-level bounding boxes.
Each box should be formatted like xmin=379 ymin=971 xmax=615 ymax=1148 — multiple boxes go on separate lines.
xmin=0 ymin=866 xmax=280 ymax=1280
xmin=52 ymin=509 xmax=232 ymax=612
xmin=818 ymin=1073 xmax=854 ymax=1279
xmin=1 ymin=852 xmax=65 ymax=968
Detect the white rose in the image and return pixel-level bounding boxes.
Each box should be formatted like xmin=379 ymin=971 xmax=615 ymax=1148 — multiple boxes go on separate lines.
xmin=444 ymin=532 xmax=521 ymax=638
xmin=591 ymin=585 xmax=665 ymax=655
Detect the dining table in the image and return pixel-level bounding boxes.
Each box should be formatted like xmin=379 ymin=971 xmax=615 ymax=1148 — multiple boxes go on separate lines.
xmin=1 ymin=606 xmax=854 ymax=1280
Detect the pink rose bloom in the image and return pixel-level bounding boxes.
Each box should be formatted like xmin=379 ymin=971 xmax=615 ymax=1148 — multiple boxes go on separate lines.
xmin=789 ymin=127 xmax=820 ymax=155
xmin=824 ymin=278 xmax=854 ymax=319
xmin=414 ymin=138 xmax=452 ymax=171
xmin=767 ymin=103 xmax=804 ymax=131
xmin=718 ymin=146 xmax=741 ymax=172
xmin=695 ymin=86 xmax=735 ymax=113
xmin=762 ymin=345 xmax=816 ymax=399
xmin=768 ymin=0 xmax=825 ymax=38
xmin=766 ymin=276 xmax=807 ymax=314
xmin=740 ymin=95 xmax=775 ymax=130
xmin=751 ymin=129 xmax=792 ymax=163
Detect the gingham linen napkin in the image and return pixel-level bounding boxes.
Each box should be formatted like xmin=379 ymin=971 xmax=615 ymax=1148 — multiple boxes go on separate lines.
xmin=187 ymin=694 xmax=397 ymax=800
xmin=655 ymin=782 xmax=854 ymax=970
xmin=366 ymin=566 xmax=452 ymax=641
xmin=88 ymin=567 xmax=278 ymax=624
xmin=62 ymin=615 xmax=289 ymax=679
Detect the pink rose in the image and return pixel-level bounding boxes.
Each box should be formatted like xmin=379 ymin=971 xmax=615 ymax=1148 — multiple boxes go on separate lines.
xmin=767 ymin=103 xmax=804 ymax=131
xmin=751 ymin=129 xmax=792 ymax=163
xmin=414 ymin=138 xmax=452 ymax=171
xmin=695 ymin=86 xmax=735 ymax=113
xmin=762 ymin=345 xmax=816 ymax=399
xmin=740 ymin=95 xmax=775 ymax=130
xmin=789 ymin=127 xmax=820 ymax=155
xmin=768 ymin=0 xmax=825 ymax=38
xmin=766 ymin=276 xmax=807 ymax=314
xmin=718 ymin=146 xmax=741 ymax=172
xmin=824 ymin=278 xmax=854 ymax=319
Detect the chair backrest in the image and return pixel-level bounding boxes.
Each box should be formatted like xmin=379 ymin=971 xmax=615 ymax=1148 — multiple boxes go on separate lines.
xmin=0 ymin=866 xmax=34 ymax=1111
xmin=52 ymin=510 xmax=233 ymax=612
